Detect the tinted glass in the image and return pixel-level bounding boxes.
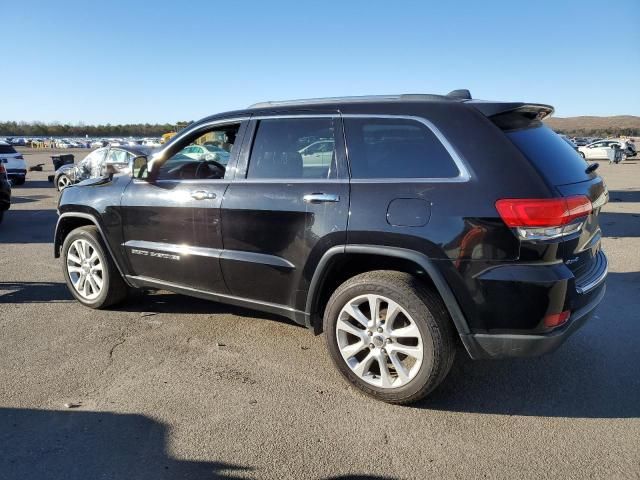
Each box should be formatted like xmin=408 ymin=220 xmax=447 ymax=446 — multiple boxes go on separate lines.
xmin=0 ymin=145 xmax=17 ymax=154
xmin=507 ymin=126 xmax=592 ymax=185
xmin=247 ymin=118 xmax=336 ymax=179
xmin=344 ymin=118 xmax=459 ymax=179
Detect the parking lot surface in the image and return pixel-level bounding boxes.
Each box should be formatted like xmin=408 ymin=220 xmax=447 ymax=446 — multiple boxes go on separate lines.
xmin=1 ymin=148 xmax=639 ymax=479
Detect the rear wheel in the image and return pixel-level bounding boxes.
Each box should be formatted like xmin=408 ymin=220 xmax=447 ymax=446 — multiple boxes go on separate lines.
xmin=323 ymin=270 xmax=456 ymax=404
xmin=57 ymin=174 xmax=72 ymax=191
xmin=13 ymin=177 xmax=25 ymax=186
xmin=62 ymin=226 xmax=127 ymax=308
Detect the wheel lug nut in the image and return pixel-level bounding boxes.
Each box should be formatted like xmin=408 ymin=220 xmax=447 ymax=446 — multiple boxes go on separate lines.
xmin=367 ymin=331 xmax=372 ymax=336
xmin=369 ymin=343 xmax=375 ymax=350
xmin=377 ymin=327 xmax=383 ymax=333
xmin=381 ymin=348 xmax=387 ymax=355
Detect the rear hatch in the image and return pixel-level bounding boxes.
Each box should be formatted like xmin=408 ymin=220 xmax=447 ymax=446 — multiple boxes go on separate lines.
xmin=479 ymin=103 xmax=608 ymax=288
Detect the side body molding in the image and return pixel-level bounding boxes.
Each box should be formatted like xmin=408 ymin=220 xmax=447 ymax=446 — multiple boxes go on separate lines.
xmin=305 ymin=244 xmax=472 ymax=339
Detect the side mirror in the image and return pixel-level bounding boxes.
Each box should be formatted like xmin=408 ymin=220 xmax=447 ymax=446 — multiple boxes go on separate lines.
xmin=132 ymin=155 xmax=149 ymax=180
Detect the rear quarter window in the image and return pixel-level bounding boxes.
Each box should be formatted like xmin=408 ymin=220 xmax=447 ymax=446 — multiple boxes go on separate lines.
xmin=507 ymin=126 xmax=592 ymax=185
xmin=344 ymin=118 xmax=460 ymax=179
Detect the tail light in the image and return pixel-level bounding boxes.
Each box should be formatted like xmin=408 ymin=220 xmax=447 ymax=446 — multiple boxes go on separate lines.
xmin=0 ymin=164 xmax=5 ymax=174
xmin=496 ymin=196 xmax=592 ymax=240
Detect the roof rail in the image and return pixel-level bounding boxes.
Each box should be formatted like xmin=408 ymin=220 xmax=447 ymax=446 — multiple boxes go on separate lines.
xmin=247 ymin=91 xmax=468 ymax=109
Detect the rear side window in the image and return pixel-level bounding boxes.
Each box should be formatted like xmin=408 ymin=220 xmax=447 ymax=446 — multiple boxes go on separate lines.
xmin=507 ymin=126 xmax=592 ymax=185
xmin=247 ymin=118 xmax=337 ymax=179
xmin=344 ymin=118 xmax=459 ymax=179
xmin=0 ymin=145 xmax=17 ymax=154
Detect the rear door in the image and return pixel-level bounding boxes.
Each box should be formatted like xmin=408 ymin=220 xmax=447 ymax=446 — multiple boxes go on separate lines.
xmin=219 ymin=113 xmax=349 ymax=310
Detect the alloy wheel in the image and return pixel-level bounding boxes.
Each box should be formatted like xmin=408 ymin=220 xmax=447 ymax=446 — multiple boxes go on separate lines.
xmin=336 ymin=294 xmax=424 ymax=389
xmin=66 ymin=239 xmax=103 ymax=300
xmin=57 ymin=176 xmax=71 ymax=190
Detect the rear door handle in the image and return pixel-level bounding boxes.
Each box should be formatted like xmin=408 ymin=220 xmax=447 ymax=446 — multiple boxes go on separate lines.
xmin=191 ymin=190 xmax=216 ymax=200
xmin=303 ymin=193 xmax=340 ymax=204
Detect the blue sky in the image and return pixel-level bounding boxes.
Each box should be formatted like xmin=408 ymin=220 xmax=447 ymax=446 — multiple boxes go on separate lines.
xmin=2 ymin=0 xmax=639 ymax=124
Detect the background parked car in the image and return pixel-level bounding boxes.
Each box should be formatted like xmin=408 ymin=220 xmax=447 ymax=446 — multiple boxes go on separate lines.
xmin=578 ymin=139 xmax=635 ymax=161
xmin=54 ymin=146 xmax=151 ymax=191
xmin=0 ymin=141 xmax=27 ymax=185
xmin=180 ymin=144 xmax=231 ymax=164
xmin=0 ymin=161 xmax=11 ymax=223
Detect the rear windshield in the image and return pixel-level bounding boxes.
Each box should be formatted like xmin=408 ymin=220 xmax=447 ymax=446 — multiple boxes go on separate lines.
xmin=0 ymin=145 xmax=17 ymax=154
xmin=507 ymin=126 xmax=592 ymax=185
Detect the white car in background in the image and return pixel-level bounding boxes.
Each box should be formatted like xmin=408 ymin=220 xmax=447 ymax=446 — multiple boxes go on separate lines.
xmin=180 ymin=144 xmax=231 ymax=164
xmin=578 ymin=140 xmax=635 ymax=161
xmin=142 ymin=138 xmax=162 ymax=147
xmin=0 ymin=141 xmax=27 ymax=185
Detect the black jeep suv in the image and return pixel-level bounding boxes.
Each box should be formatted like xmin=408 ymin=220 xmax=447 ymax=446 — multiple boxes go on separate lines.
xmin=55 ymin=91 xmax=608 ymax=404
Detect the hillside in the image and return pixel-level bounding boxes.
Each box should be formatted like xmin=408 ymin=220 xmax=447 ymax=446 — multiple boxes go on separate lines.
xmin=544 ymin=115 xmax=640 ymax=137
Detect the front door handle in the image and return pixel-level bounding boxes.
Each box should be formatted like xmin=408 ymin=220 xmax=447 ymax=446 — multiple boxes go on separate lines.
xmin=191 ymin=190 xmax=216 ymax=200
xmin=303 ymin=193 xmax=340 ymax=204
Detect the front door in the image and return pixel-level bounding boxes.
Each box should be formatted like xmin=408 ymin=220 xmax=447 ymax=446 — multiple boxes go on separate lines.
xmin=121 ymin=120 xmax=246 ymax=293
xmin=220 ymin=114 xmax=349 ymax=311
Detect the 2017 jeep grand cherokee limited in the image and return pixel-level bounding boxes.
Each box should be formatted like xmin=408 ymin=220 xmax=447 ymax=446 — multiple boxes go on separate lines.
xmin=54 ymin=90 xmax=608 ymax=404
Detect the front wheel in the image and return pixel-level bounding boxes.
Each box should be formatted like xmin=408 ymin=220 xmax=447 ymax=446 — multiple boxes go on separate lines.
xmin=57 ymin=174 xmax=72 ymax=191
xmin=62 ymin=226 xmax=127 ymax=308
xmin=323 ymin=270 xmax=456 ymax=405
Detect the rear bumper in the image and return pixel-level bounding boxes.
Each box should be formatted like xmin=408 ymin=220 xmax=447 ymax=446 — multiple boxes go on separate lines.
xmin=461 ymin=284 xmax=605 ymax=358
xmin=456 ymin=251 xmax=608 ymax=359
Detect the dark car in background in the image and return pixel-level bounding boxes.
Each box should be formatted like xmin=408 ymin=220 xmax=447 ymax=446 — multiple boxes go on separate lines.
xmin=0 ymin=161 xmax=11 ymax=223
xmin=54 ymin=91 xmax=608 ymax=404
xmin=54 ymin=145 xmax=155 ymax=191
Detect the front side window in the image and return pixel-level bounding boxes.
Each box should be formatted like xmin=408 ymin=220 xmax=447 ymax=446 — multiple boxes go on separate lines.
xmin=157 ymin=124 xmax=239 ymax=180
xmin=344 ymin=118 xmax=460 ymax=179
xmin=247 ymin=118 xmax=337 ymax=179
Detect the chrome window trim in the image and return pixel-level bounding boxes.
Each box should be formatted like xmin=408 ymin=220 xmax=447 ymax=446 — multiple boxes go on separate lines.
xmin=341 ymin=114 xmax=471 ymax=184
xmin=145 ymin=113 xmax=471 ymax=184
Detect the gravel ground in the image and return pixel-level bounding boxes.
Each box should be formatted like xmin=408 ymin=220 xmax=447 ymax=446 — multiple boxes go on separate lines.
xmin=0 ymin=148 xmax=639 ymax=479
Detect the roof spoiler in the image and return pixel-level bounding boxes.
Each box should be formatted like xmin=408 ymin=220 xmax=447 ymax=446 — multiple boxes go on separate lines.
xmin=447 ymin=89 xmax=472 ymax=100
xmin=468 ymin=102 xmax=554 ymax=130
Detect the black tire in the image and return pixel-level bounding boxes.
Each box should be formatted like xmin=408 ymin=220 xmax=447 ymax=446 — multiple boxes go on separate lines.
xmin=56 ymin=174 xmax=71 ymax=191
xmin=61 ymin=225 xmax=128 ymax=308
xmin=323 ymin=270 xmax=457 ymax=405
xmin=0 ymin=210 xmax=4 ymax=224
xmin=13 ymin=177 xmax=25 ymax=186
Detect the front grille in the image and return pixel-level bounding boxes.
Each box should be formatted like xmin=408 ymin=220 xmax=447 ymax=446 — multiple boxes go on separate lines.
xmin=575 ymin=250 xmax=607 ymax=294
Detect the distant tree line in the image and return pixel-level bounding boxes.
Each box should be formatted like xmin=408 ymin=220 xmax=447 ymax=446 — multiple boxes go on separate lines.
xmin=551 ymin=127 xmax=639 ymax=138
xmin=0 ymin=121 xmax=193 ymax=137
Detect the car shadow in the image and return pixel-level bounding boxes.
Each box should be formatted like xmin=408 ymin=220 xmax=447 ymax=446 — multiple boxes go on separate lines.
xmin=418 ymin=271 xmax=640 ymax=419
xmin=607 ymin=189 xmax=640 ymax=203
xmin=0 ymin=282 xmax=73 ymax=303
xmin=115 ymin=291 xmax=297 ymax=326
xmin=599 ymin=211 xmax=640 ymax=237
xmin=8 ymin=194 xmax=53 ymax=204
xmin=0 ymin=209 xmax=57 ymax=243
xmin=17 ymin=180 xmax=55 ymax=189
xmin=0 ymin=408 xmax=253 ymax=480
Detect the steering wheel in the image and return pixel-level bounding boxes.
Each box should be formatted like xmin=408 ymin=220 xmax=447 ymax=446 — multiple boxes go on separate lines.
xmin=194 ymin=159 xmax=226 ymax=179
